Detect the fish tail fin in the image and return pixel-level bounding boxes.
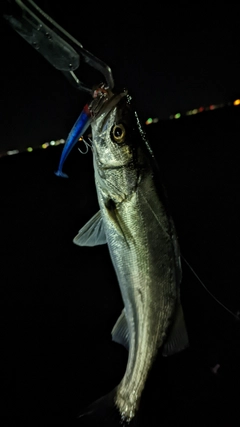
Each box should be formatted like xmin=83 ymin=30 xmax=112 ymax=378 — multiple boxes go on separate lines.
xmin=76 ymin=388 xmax=139 ymax=426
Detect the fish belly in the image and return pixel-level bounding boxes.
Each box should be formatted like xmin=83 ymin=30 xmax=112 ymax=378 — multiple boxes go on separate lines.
xmin=99 ymin=173 xmax=178 ymax=422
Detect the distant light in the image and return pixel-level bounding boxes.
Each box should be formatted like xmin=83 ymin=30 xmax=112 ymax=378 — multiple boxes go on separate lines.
xmin=152 ymin=118 xmax=159 ymax=123
xmin=209 ymin=105 xmax=216 ymax=110
xmin=50 ymin=140 xmax=55 ymax=146
xmin=233 ymin=99 xmax=240 ymax=106
xmin=27 ymin=147 xmax=33 ymax=152
xmin=174 ymin=113 xmax=181 ymax=119
xmin=192 ymin=109 xmax=198 ymax=115
xmin=186 ymin=111 xmax=192 ymax=116
xmin=59 ymin=139 xmax=65 ymax=144
xmin=146 ymin=118 xmax=153 ymax=125
xmin=7 ymin=150 xmax=19 ymax=155
xmin=198 ymin=107 xmax=204 ymax=113
xmin=42 ymin=143 xmax=49 ymax=149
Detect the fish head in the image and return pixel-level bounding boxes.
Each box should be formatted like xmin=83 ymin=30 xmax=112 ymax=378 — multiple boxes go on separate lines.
xmin=89 ymin=87 xmax=138 ymax=169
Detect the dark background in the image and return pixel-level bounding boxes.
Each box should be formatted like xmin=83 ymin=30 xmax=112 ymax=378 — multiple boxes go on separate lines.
xmin=1 ymin=1 xmax=240 ymax=153
xmin=1 ymin=1 xmax=240 ymax=426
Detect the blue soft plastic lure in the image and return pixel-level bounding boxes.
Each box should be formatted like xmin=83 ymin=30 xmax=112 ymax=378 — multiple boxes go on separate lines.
xmin=55 ymin=104 xmax=92 ymax=178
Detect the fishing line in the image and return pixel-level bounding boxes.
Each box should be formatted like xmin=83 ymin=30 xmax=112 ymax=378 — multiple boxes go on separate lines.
xmin=181 ymin=254 xmax=239 ymax=321
xmin=142 ymin=187 xmax=239 ymax=321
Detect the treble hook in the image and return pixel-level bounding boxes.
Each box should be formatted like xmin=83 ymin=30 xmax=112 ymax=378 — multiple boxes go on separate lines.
xmin=78 ymin=137 xmax=92 ymax=154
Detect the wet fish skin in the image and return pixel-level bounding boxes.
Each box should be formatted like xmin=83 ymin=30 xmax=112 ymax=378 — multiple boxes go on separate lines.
xmin=74 ymin=89 xmax=188 ymax=423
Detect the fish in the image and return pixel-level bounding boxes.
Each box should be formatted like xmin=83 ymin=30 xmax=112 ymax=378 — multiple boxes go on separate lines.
xmin=71 ymin=87 xmax=189 ymax=424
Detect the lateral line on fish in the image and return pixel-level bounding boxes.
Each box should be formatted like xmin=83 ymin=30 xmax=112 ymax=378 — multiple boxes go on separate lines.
xmin=99 ymin=161 xmax=135 ymax=171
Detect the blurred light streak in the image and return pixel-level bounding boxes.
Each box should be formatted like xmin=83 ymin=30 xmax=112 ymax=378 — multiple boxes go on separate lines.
xmin=6 ymin=150 xmax=20 ymax=155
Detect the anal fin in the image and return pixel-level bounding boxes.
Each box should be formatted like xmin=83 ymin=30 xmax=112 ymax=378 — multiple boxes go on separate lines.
xmin=162 ymin=301 xmax=189 ymax=357
xmin=111 ymin=309 xmax=129 ymax=351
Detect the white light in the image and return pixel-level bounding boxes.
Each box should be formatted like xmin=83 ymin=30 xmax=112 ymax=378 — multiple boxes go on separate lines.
xmin=7 ymin=150 xmax=19 ymax=155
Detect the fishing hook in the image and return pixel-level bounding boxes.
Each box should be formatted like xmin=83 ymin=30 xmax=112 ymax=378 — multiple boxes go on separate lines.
xmin=78 ymin=138 xmax=92 ymax=154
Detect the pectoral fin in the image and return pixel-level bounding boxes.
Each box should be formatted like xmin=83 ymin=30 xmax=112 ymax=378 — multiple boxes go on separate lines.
xmin=111 ymin=309 xmax=129 ymax=351
xmin=73 ymin=210 xmax=107 ymax=247
xmin=162 ymin=302 xmax=189 ymax=357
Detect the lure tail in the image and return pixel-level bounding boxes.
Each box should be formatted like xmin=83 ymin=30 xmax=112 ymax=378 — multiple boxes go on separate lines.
xmin=55 ymin=104 xmax=91 ymax=178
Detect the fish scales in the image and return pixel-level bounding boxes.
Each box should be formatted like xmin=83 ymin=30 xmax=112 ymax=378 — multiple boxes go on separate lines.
xmin=93 ymin=95 xmax=177 ymax=420
xmin=74 ymin=88 xmax=188 ymax=423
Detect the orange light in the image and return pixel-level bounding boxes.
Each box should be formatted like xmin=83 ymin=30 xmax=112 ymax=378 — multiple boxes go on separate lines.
xmin=233 ymin=99 xmax=240 ymax=106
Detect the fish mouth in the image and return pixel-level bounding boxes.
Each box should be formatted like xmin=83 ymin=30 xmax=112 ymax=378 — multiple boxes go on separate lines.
xmin=89 ymin=87 xmax=128 ymax=125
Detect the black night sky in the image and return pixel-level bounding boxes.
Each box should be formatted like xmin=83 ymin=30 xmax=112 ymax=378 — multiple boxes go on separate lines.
xmin=1 ymin=1 xmax=240 ymax=153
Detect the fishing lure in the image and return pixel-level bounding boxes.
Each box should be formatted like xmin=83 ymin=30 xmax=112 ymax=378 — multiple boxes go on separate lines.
xmin=55 ymin=84 xmax=112 ymax=176
xmin=54 ymin=104 xmax=92 ymax=178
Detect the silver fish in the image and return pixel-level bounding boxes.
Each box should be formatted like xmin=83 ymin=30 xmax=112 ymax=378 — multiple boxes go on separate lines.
xmin=74 ymin=88 xmax=189 ymax=424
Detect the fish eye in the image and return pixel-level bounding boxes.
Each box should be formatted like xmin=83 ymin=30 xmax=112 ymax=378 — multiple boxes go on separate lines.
xmin=111 ymin=124 xmax=126 ymax=143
